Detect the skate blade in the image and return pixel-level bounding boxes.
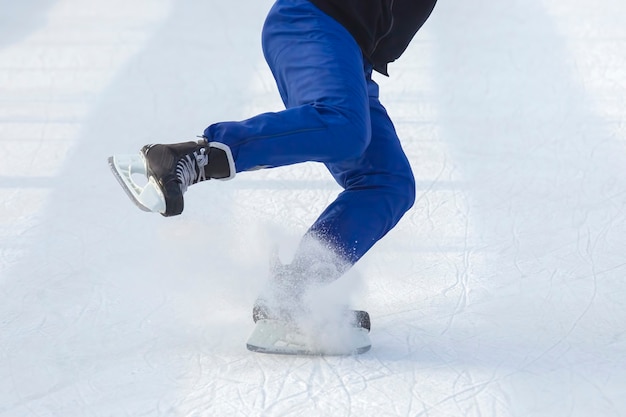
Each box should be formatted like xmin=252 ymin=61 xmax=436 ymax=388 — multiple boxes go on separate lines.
xmin=246 ymin=319 xmax=371 ymax=356
xmin=108 ymin=154 xmax=166 ymax=214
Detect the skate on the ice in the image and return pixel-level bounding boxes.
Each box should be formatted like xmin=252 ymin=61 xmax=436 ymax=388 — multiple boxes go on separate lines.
xmin=248 ymin=302 xmax=372 ymax=356
xmin=108 ymin=140 xmax=234 ymax=216
xmin=246 ymin=317 xmax=371 ymax=356
xmin=246 ymin=255 xmax=372 ymax=356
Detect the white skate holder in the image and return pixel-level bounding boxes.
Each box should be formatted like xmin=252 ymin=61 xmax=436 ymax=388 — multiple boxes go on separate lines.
xmin=247 ymin=319 xmax=371 ymax=356
xmin=108 ymin=154 xmax=166 ymax=214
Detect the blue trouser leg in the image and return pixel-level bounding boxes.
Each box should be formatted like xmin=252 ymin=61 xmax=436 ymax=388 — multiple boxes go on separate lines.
xmin=204 ymin=0 xmax=415 ymax=265
xmin=308 ymin=74 xmax=416 ymax=264
xmin=204 ymin=0 xmax=370 ymax=171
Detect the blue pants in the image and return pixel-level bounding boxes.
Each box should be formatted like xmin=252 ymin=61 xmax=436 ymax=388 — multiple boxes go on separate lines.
xmin=204 ymin=0 xmax=415 ymax=265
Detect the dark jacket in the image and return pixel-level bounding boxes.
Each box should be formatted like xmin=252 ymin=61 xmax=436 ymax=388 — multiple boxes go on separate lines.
xmin=308 ymin=0 xmax=437 ymax=75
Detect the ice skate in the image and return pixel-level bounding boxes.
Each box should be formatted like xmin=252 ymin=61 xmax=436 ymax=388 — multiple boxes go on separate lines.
xmin=108 ymin=140 xmax=234 ymax=216
xmin=247 ymin=252 xmax=371 ymax=355
xmin=248 ymin=298 xmax=372 ymax=356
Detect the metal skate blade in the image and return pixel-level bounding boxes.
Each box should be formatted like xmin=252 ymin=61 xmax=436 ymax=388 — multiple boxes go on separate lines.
xmin=246 ymin=319 xmax=371 ymax=356
xmin=108 ymin=154 xmax=166 ymax=214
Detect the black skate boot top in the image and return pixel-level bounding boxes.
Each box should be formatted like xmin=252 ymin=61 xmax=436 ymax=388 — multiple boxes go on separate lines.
xmin=252 ymin=302 xmax=371 ymax=332
xmin=141 ymin=141 xmax=209 ymax=217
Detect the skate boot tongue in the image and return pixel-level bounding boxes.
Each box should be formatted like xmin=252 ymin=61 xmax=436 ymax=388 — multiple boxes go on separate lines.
xmin=253 ymin=254 xmax=345 ymax=324
xmin=252 ymin=264 xmax=309 ymax=323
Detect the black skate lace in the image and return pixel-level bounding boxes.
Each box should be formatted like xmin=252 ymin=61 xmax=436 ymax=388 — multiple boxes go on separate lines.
xmin=176 ymin=147 xmax=209 ymax=192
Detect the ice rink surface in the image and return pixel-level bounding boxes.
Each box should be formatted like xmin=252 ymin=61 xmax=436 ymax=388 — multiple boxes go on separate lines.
xmin=1 ymin=1 xmax=625 ymax=416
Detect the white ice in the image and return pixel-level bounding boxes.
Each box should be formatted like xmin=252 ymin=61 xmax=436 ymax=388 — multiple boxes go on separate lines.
xmin=1 ymin=0 xmax=625 ymax=416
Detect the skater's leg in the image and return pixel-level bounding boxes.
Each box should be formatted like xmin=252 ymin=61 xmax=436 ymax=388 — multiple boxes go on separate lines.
xmin=203 ymin=0 xmax=370 ymax=172
xmin=297 ymin=69 xmax=416 ymax=266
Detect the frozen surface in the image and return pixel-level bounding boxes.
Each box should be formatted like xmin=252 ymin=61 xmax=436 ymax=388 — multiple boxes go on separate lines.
xmin=1 ymin=0 xmax=625 ymax=416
